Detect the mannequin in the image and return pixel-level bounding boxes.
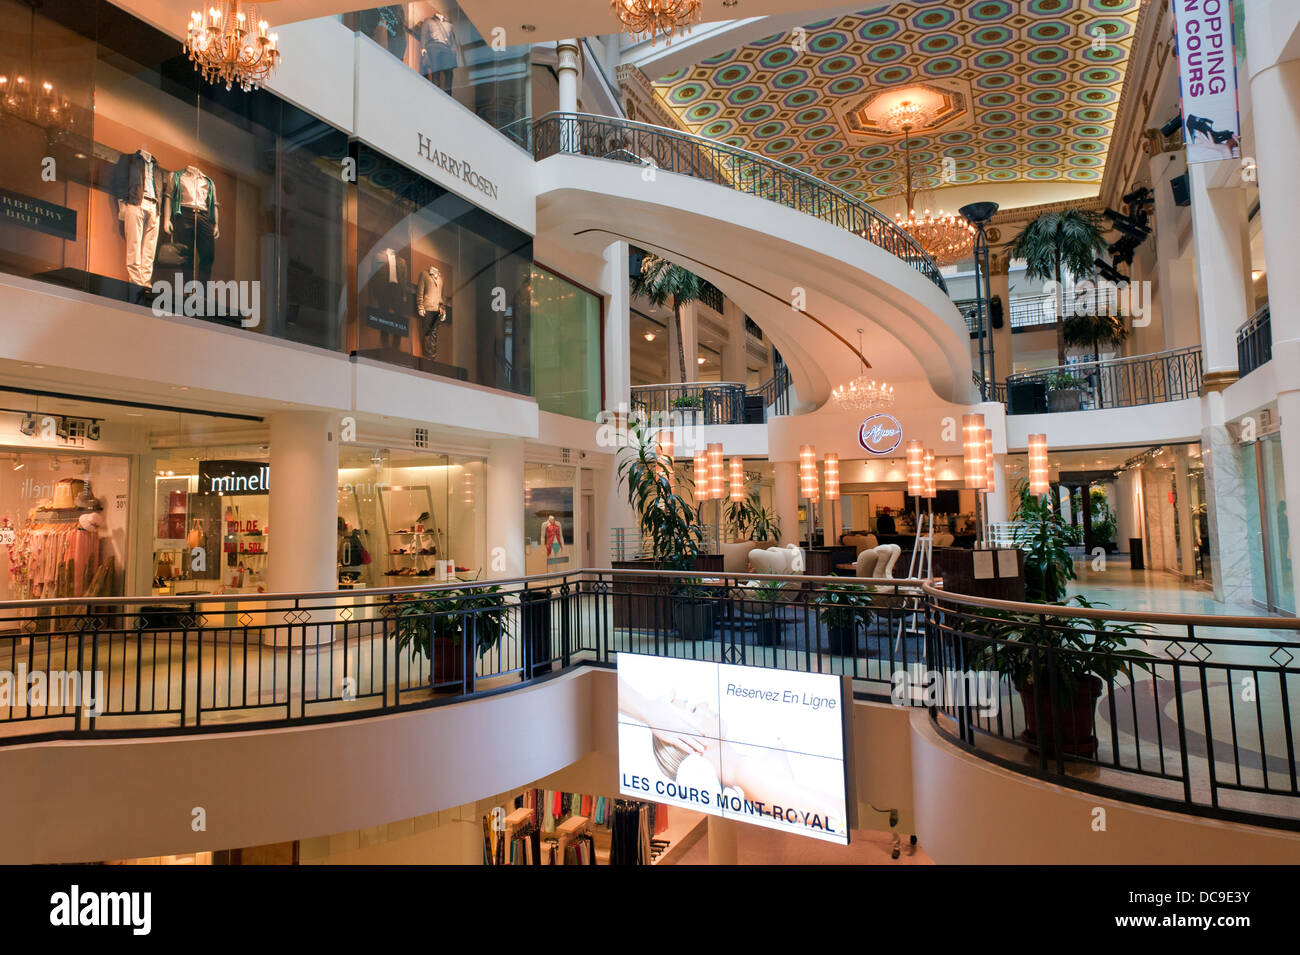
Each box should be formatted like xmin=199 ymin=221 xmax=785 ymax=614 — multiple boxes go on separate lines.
xmin=113 ymin=146 xmax=165 ymax=289
xmin=417 ymin=264 xmax=447 ymax=357
xmin=417 ymin=11 xmax=458 ymax=92
xmin=370 ymin=247 xmax=411 ymax=348
xmin=162 ymin=164 xmax=220 ymax=284
xmin=543 ymin=515 xmax=565 ymax=556
xmin=359 ymin=5 xmax=408 ymax=58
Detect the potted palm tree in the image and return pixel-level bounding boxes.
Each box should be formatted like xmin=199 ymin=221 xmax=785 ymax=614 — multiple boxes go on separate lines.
xmin=616 ymin=417 xmax=713 ymax=639
xmin=1009 ymin=210 xmax=1109 ymax=366
xmin=747 ymin=578 xmax=786 ymax=646
xmin=1010 ymin=479 xmax=1078 ymax=602
xmin=1063 ymin=309 xmax=1129 ymax=363
xmin=631 ymin=251 xmax=704 ymax=384
xmin=724 ymin=490 xmax=781 ymax=543
xmin=670 ymin=393 xmax=704 ymax=426
xmin=1044 ymin=370 xmax=1086 ymax=412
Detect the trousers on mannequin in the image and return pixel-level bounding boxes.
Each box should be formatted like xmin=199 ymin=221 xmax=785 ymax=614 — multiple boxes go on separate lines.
xmin=170 ymin=210 xmax=216 ymax=284
xmin=122 ymin=198 xmax=160 ymax=288
xmin=422 ymin=307 xmax=447 ymax=358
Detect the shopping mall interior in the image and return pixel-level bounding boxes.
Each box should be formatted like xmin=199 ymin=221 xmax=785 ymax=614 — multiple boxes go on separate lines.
xmin=0 ymin=0 xmax=1297 ymax=873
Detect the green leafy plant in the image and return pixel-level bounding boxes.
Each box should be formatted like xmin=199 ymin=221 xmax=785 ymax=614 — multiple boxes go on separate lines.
xmin=1009 ymin=211 xmax=1108 ymax=365
xmin=1063 ymin=310 xmax=1129 ymax=362
xmin=1090 ymin=487 xmax=1117 ymax=546
xmin=1011 ymin=479 xmax=1078 ymax=602
xmin=724 ymin=490 xmax=781 ymax=542
xmin=1045 ymin=370 xmax=1084 ymax=391
xmin=967 ymin=596 xmax=1153 ymax=704
xmin=616 ymin=417 xmax=705 ymax=571
xmin=631 ymin=252 xmax=704 ymax=382
xmin=390 ymin=586 xmax=507 ymax=660
xmin=815 ymin=579 xmax=876 ymax=631
xmin=670 ymin=394 xmax=703 ymax=409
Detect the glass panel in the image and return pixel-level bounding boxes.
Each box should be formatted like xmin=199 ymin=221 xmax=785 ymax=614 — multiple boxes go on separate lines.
xmin=530 ymin=266 xmax=602 ymax=421
xmin=344 ymin=3 xmax=531 ymax=146
xmin=1239 ymin=443 xmax=1269 ymax=609
xmin=524 ymin=464 xmax=575 ymax=575
xmin=353 ymin=145 xmax=533 ymax=393
xmin=1261 ymin=435 xmax=1294 ymax=614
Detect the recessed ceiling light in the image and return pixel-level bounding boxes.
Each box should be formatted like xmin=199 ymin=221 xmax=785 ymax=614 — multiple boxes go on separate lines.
xmin=644 ymin=332 xmax=656 ymax=341
xmin=697 ymin=356 xmax=706 ymax=364
xmin=521 ymin=23 xmax=535 ymax=31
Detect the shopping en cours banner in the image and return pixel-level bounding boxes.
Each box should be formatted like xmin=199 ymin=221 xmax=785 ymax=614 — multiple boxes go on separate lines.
xmin=1171 ymin=0 xmax=1242 ymax=164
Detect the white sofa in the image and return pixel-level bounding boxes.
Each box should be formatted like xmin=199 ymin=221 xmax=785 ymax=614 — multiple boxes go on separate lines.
xmin=747 ymin=544 xmax=805 ymax=579
xmin=855 ymin=543 xmax=901 ymax=578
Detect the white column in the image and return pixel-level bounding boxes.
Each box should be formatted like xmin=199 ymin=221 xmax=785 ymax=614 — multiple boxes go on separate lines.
xmin=602 ymin=241 xmax=631 ymax=414
xmin=267 ymin=411 xmax=337 ymax=596
xmin=985 ymin=456 xmax=1008 ymax=527
xmin=774 ymin=461 xmax=799 ymax=547
xmin=1174 ymin=448 xmax=1196 ymax=581
xmin=1248 ymin=36 xmax=1300 ymax=613
xmin=1149 ymin=150 xmax=1198 ymax=351
xmin=707 ymin=815 xmax=739 ymax=865
xmin=485 ymin=439 xmax=525 ymax=580
xmin=556 ymin=39 xmax=581 ymax=112
xmin=1200 ymin=391 xmax=1254 ymax=605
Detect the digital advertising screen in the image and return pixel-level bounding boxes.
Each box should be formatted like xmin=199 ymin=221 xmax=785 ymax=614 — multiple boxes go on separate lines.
xmin=616 ymin=653 xmax=852 ymax=844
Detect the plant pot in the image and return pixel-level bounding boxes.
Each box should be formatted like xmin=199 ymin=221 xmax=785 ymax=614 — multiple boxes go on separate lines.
xmin=754 ymin=614 xmax=780 ymax=647
xmin=824 ymin=621 xmax=858 ymax=655
xmin=673 ymin=598 xmax=715 ymax=641
xmin=1017 ymin=675 xmax=1102 ymax=758
xmin=1047 ymin=388 xmax=1083 ymax=412
xmin=673 ymin=407 xmax=701 ymax=426
xmin=431 ymin=635 xmax=465 ymax=686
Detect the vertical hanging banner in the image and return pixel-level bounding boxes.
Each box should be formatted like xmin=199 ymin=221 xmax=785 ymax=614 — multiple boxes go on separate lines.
xmin=1171 ymin=0 xmax=1241 ymax=163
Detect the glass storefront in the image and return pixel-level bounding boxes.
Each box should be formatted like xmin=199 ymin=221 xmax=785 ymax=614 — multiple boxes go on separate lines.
xmin=353 ymin=145 xmax=534 ymax=394
xmin=524 ymin=464 xmax=576 ymax=575
xmin=344 ymin=3 xmax=531 ymax=147
xmin=530 ymin=266 xmax=603 ymax=421
xmin=0 ymin=0 xmax=349 ymax=347
xmin=1242 ymin=434 xmax=1294 ymax=614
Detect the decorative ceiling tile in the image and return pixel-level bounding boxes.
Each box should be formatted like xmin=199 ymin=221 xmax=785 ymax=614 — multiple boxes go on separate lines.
xmin=651 ymin=0 xmax=1141 ymax=200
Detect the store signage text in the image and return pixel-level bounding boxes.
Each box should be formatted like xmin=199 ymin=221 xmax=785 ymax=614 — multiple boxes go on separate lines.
xmin=416 ymin=133 xmax=501 ymax=201
xmin=199 ymin=460 xmax=270 ymax=496
xmin=0 ymin=186 xmax=76 ymax=241
xmin=1172 ymin=0 xmax=1241 ymax=164
xmin=858 ymin=414 xmax=903 ymax=455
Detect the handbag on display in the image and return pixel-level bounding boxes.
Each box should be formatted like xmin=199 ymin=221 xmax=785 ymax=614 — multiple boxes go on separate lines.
xmin=186 ymin=519 xmax=205 ymax=549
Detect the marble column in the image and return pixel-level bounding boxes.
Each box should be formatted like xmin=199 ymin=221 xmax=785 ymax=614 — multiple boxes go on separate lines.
xmin=1200 ymin=392 xmax=1253 ymax=605
xmin=485 ymin=439 xmax=525 ymax=580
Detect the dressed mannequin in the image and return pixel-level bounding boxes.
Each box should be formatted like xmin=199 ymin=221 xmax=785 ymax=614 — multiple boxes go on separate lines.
xmin=162 ymin=165 xmax=220 ymax=284
xmin=417 ymin=12 xmax=458 ymax=92
xmin=416 ymin=264 xmax=447 ymax=357
xmin=358 ymin=5 xmax=408 ymax=58
xmin=112 ymin=146 xmax=166 ymax=289
xmin=369 ymin=247 xmax=411 ymax=348
xmin=543 ymin=515 xmax=565 ymax=556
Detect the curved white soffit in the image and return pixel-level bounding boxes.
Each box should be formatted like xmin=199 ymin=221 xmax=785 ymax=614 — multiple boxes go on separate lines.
xmin=536 ymin=155 xmax=974 ymax=405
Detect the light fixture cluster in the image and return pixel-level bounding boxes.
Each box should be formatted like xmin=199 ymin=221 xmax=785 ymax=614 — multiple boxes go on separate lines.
xmin=823 ymin=453 xmax=840 ymax=501
xmin=1028 ymin=434 xmax=1050 ymax=495
xmin=185 ymin=2 xmax=281 ymax=92
xmin=2 ymin=2 xmax=75 ymax=133
xmin=799 ymin=444 xmax=819 ymax=502
xmin=610 ymin=0 xmax=702 ymax=45
xmin=832 ymin=329 xmax=894 ymax=411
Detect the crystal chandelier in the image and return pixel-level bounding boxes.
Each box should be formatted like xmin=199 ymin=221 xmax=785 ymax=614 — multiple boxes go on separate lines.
xmin=185 ymin=2 xmax=281 ymax=92
xmin=611 ymin=0 xmax=703 ymax=45
xmin=0 ymin=1 xmax=75 ymax=134
xmin=832 ymin=329 xmax=894 ymax=411
xmin=884 ymin=101 xmax=974 ymax=266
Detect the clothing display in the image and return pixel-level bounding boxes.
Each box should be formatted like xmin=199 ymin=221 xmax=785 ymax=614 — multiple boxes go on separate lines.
xmin=114 ymin=148 xmax=165 ymax=287
xmin=417 ymin=266 xmax=446 ymax=357
xmin=359 ymin=4 xmax=408 ymax=57
xmin=163 ymin=166 xmax=220 ymax=284
xmin=609 ymin=800 xmax=652 ymax=866
xmin=18 ymin=508 xmax=107 ymax=599
xmin=418 ymin=14 xmax=458 ymax=90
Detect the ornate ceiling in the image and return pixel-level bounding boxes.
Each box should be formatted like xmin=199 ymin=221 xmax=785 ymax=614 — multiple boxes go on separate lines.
xmin=652 ymin=0 xmax=1142 ymax=201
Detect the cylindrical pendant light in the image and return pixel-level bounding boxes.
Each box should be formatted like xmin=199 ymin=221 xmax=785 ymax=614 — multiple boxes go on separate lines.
xmin=1028 ymin=434 xmax=1050 ymax=495
xmin=694 ymin=450 xmax=710 ymax=501
xmin=962 ymin=413 xmax=986 ymax=489
xmin=905 ymin=439 xmax=925 ymax=497
xmin=729 ymin=456 xmax=745 ymax=502
xmin=922 ymin=449 xmax=936 ymax=499
xmin=799 ymin=444 xmax=818 ymax=501
xmin=823 ymin=453 xmax=840 ymax=500
xmin=983 ymin=429 xmax=995 ymax=495
xmin=707 ymin=443 xmax=724 ymax=500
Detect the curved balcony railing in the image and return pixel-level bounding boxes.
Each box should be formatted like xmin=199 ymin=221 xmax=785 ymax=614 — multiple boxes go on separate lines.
xmin=531 ymin=112 xmax=948 ymax=293
xmin=1237 ymin=305 xmax=1272 ymax=378
xmin=999 ymin=346 xmax=1203 ymax=414
xmin=2 ymin=569 xmax=1299 ymax=830
xmin=630 ymin=363 xmax=792 ymax=426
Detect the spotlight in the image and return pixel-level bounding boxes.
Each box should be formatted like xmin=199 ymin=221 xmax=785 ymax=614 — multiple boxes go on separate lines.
xmin=12 ymin=456 xmax=23 ymax=471
xmin=18 ymin=413 xmax=36 ymax=437
xmin=1159 ymin=114 xmax=1182 ymax=138
xmin=86 ymin=420 xmax=101 ymax=441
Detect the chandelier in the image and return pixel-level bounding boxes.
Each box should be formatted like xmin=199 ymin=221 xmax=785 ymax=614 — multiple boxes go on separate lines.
xmin=611 ymin=0 xmax=703 ymax=45
xmin=0 ymin=1 xmax=75 ymax=134
xmin=185 ymin=2 xmax=281 ymax=92
xmin=885 ymin=102 xmax=974 ymax=266
xmin=832 ymin=329 xmax=894 ymax=411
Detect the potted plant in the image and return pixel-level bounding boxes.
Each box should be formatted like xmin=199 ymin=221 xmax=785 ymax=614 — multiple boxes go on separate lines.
xmin=616 ymin=418 xmax=710 ymax=639
xmin=816 ymin=579 xmax=875 ymax=655
xmin=968 ymin=596 xmax=1151 ymax=757
xmin=1008 ymin=210 xmax=1108 ymax=365
xmin=1044 ymin=370 xmax=1086 ymax=412
xmin=1089 ymin=487 xmax=1118 ymax=553
xmin=747 ymin=578 xmax=786 ymax=646
xmin=724 ymin=489 xmax=781 ymax=543
xmin=631 ymin=251 xmax=705 ymax=383
xmin=1010 ymin=479 xmax=1078 ymax=602
xmin=390 ymin=585 xmax=507 ymax=685
xmin=670 ymin=393 xmax=704 ymax=426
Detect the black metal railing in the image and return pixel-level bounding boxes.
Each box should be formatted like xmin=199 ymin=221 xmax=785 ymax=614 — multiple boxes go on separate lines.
xmin=531 ymin=112 xmax=948 ymax=293
xmin=972 ymin=372 xmax=1007 ymax=404
xmin=698 ymin=280 xmax=725 ymax=314
xmin=630 ymin=381 xmax=746 ymax=425
xmin=925 ymin=584 xmax=1300 ymax=829
xmin=4 ymin=569 xmax=1300 ymax=829
xmin=753 ymin=362 xmax=793 ymax=418
xmin=1237 ymin=305 xmax=1272 ymax=378
xmin=1000 ymin=346 xmax=1203 ymax=414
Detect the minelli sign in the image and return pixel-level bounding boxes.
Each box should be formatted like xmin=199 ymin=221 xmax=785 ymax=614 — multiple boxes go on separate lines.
xmin=857 ymin=414 xmax=902 ymax=455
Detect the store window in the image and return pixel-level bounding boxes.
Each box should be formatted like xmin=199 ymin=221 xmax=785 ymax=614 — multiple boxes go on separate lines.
xmin=345 ymin=3 xmax=531 ymax=147
xmin=524 ymin=465 xmax=576 ymax=575
xmin=0 ymin=0 xmax=349 ymax=349
xmin=1242 ymin=434 xmax=1294 ymax=614
xmin=338 ymin=447 xmax=484 ymax=587
xmin=530 ymin=266 xmax=603 ymax=421
xmin=352 ymin=145 xmax=533 ymax=394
